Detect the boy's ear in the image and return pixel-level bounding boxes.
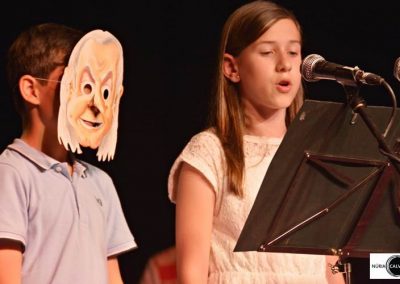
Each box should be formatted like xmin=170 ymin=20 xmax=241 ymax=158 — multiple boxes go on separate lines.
xmin=19 ymin=75 xmax=40 ymax=105
xmin=222 ymin=53 xmax=240 ymax=83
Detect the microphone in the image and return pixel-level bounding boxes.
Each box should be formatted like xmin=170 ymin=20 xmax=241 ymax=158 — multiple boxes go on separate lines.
xmin=301 ymin=54 xmax=384 ymax=86
xmin=393 ymin=57 xmax=400 ymax=81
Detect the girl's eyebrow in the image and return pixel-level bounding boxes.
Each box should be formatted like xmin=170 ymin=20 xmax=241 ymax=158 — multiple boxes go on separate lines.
xmin=257 ymin=40 xmax=301 ymax=44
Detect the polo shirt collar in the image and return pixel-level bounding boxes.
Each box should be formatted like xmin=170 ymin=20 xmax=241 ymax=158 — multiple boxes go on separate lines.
xmin=8 ymin=138 xmax=88 ymax=176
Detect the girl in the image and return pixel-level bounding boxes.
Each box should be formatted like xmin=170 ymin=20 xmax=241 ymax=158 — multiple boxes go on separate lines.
xmin=168 ymin=1 xmax=345 ymax=283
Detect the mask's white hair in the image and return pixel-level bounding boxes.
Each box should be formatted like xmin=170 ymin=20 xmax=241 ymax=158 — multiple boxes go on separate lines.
xmin=58 ymin=29 xmax=124 ymax=161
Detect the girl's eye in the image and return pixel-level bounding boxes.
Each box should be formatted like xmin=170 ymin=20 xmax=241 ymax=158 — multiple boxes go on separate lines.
xmin=261 ymin=51 xmax=273 ymax=55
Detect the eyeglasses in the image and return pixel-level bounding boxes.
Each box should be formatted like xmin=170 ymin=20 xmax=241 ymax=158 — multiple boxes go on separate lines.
xmin=34 ymin=77 xmax=62 ymax=84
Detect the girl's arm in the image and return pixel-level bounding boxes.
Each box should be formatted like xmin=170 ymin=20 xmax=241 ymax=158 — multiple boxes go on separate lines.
xmin=175 ymin=162 xmax=216 ymax=284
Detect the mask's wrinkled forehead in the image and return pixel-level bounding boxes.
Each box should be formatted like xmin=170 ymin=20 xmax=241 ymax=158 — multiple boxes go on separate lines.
xmin=57 ymin=29 xmax=124 ymax=162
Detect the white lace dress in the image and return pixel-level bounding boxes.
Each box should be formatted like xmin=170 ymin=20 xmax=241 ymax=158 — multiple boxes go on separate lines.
xmin=168 ymin=130 xmax=328 ymax=284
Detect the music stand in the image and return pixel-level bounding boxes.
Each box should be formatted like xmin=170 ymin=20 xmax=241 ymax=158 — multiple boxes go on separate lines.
xmin=234 ymin=98 xmax=400 ymax=283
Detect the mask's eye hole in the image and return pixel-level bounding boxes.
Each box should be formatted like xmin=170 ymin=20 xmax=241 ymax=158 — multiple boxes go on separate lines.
xmin=82 ymin=82 xmax=93 ymax=95
xmin=102 ymin=87 xmax=110 ymax=100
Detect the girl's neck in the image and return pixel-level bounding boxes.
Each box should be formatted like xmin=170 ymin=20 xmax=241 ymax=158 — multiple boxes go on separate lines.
xmin=244 ymin=107 xmax=287 ymax=138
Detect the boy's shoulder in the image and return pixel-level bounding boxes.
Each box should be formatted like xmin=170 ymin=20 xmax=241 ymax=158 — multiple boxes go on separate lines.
xmin=0 ymin=142 xmax=27 ymax=168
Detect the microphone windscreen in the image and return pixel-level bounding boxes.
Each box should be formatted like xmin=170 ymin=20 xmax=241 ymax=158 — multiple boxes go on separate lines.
xmin=301 ymin=54 xmax=325 ymax=82
xmin=393 ymin=57 xmax=400 ymax=81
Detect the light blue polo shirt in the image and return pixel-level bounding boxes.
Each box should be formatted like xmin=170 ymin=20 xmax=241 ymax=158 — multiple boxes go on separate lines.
xmin=0 ymin=139 xmax=137 ymax=283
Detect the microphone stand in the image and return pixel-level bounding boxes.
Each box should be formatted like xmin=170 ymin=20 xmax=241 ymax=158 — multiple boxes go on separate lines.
xmin=343 ymin=84 xmax=400 ymax=173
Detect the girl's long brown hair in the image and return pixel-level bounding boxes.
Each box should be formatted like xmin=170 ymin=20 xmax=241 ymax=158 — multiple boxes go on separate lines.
xmin=208 ymin=0 xmax=303 ymax=197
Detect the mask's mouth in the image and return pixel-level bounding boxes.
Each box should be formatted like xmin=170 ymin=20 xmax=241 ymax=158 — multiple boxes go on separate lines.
xmin=80 ymin=118 xmax=103 ymax=129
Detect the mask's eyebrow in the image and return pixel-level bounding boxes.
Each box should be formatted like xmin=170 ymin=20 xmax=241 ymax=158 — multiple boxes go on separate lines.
xmin=101 ymin=71 xmax=112 ymax=85
xmin=79 ymin=66 xmax=97 ymax=85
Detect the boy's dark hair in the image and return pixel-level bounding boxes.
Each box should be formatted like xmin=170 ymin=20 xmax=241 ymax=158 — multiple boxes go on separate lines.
xmin=6 ymin=23 xmax=83 ymax=118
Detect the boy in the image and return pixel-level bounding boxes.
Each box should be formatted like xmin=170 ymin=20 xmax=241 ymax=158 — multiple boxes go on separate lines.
xmin=0 ymin=23 xmax=136 ymax=283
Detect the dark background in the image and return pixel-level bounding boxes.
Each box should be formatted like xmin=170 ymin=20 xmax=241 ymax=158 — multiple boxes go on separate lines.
xmin=0 ymin=0 xmax=399 ymax=283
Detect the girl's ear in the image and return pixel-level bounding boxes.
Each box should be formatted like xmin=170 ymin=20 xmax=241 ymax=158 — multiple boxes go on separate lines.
xmin=19 ymin=75 xmax=40 ymax=105
xmin=222 ymin=53 xmax=240 ymax=83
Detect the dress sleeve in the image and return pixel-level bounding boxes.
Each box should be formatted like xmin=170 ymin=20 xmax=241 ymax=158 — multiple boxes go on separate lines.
xmin=167 ymin=131 xmax=225 ymax=203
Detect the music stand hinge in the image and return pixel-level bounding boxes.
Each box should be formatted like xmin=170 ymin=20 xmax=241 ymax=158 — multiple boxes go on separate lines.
xmin=329 ymin=261 xmax=352 ymax=274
